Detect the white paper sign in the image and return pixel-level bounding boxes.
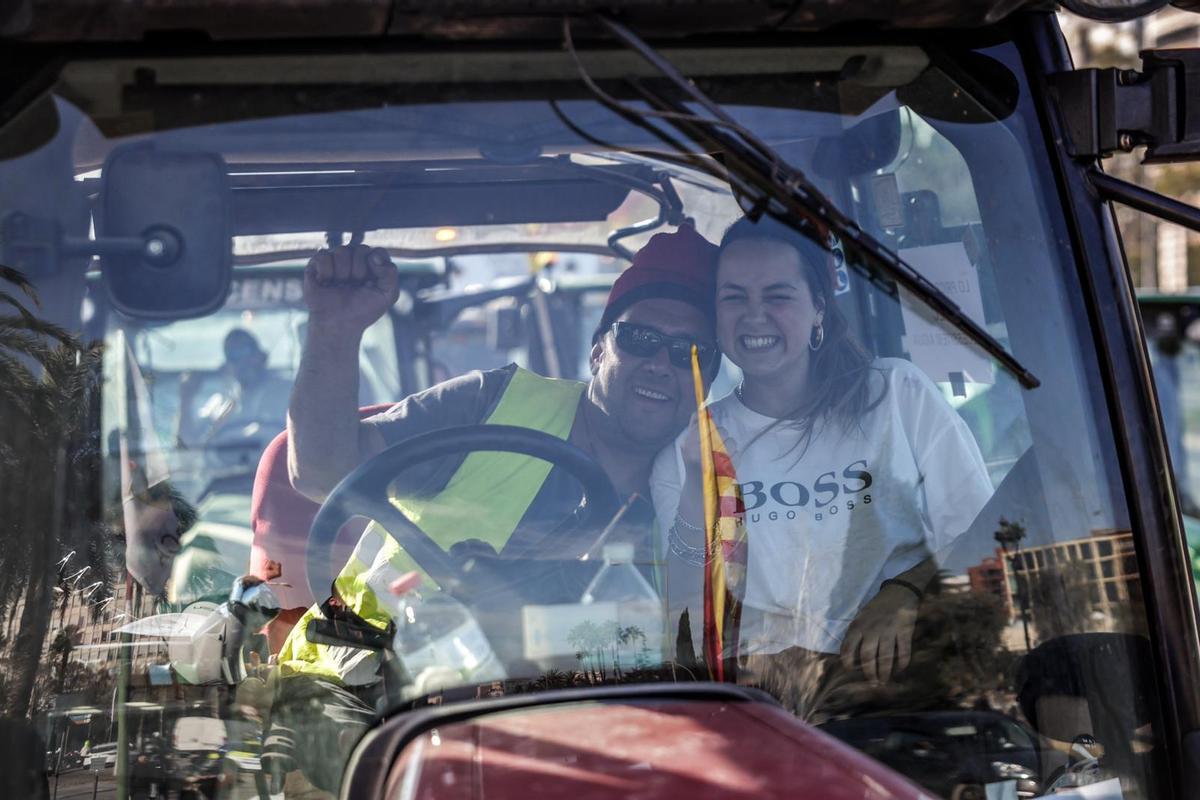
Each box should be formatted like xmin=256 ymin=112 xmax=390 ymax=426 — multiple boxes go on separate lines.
xmin=899 ymin=242 xmax=994 ymax=387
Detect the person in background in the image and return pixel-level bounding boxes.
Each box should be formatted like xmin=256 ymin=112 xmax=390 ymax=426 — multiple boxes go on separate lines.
xmin=178 ymin=328 xmax=292 ymax=450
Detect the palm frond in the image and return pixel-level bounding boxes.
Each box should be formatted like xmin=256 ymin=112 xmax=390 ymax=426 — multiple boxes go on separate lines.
xmin=0 ymin=351 xmax=39 ymax=395
xmin=0 ymin=326 xmax=55 ymax=362
xmin=0 ymin=264 xmax=39 ymax=307
xmin=0 ymin=292 xmax=40 ymax=325
xmin=0 ymin=311 xmax=80 ymax=347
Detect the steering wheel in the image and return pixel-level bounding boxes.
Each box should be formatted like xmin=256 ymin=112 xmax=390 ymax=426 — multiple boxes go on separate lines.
xmin=305 ymin=424 xmax=621 ymax=605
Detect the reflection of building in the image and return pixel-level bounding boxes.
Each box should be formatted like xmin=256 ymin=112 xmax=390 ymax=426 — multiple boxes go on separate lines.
xmin=0 ymin=576 xmax=165 ymax=704
xmin=968 ymin=530 xmax=1142 ymax=622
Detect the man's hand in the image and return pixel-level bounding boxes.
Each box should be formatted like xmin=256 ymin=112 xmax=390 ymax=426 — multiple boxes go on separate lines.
xmin=676 ymin=413 xmax=738 ymax=529
xmin=839 ymin=583 xmax=919 ymax=684
xmin=680 ymin=413 xmax=739 ymax=476
xmin=304 ymin=245 xmax=400 ymax=333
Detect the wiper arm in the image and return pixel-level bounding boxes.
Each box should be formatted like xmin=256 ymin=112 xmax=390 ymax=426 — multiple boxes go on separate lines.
xmin=579 ymin=16 xmax=1040 ymax=391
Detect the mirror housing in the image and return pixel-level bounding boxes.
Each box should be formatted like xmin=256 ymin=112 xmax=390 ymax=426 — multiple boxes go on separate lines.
xmin=1050 ymin=48 xmax=1200 ymax=164
xmin=811 ymin=109 xmax=902 ymax=179
xmin=98 ymin=145 xmax=232 ymax=319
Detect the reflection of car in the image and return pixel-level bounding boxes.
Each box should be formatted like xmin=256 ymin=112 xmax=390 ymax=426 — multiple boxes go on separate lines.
xmin=86 ymin=742 xmax=118 ymax=771
xmin=819 ymin=712 xmax=1041 ymax=800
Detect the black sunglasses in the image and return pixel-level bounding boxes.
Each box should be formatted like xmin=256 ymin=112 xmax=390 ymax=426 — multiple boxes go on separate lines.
xmin=610 ymin=321 xmax=719 ymax=370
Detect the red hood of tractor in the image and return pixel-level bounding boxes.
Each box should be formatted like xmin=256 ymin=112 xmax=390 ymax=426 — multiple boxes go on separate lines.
xmin=384 ymin=698 xmax=928 ymax=800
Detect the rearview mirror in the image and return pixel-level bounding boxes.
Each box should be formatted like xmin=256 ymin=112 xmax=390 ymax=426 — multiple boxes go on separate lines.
xmin=98 ymin=145 xmax=232 ymax=319
xmin=811 ymin=109 xmax=901 ymax=179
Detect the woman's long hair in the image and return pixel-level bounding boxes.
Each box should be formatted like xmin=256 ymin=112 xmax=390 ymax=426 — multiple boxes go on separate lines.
xmin=719 ymin=216 xmax=884 ymax=455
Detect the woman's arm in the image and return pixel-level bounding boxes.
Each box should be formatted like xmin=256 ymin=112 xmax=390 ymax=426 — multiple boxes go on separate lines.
xmin=841 ymin=361 xmax=993 ymax=684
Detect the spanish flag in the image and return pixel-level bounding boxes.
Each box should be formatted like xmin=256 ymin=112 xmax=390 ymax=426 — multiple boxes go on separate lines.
xmin=691 ymin=346 xmax=749 ymax=681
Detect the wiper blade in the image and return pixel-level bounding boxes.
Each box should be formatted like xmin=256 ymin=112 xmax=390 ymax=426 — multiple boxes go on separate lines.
xmin=579 ymin=16 xmax=1040 ymax=391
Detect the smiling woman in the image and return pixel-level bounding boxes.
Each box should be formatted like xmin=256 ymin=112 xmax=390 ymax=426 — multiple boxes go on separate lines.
xmin=0 ymin=21 xmax=1184 ymax=800
xmin=652 ymin=213 xmax=995 ymax=706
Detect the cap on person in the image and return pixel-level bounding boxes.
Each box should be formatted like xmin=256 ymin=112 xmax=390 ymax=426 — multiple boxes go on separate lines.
xmin=594 ymin=224 xmax=719 ymax=343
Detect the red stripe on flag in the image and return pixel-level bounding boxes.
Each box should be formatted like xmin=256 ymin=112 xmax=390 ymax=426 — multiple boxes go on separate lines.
xmin=711 ymin=449 xmax=736 ymax=477
xmin=722 ymin=539 xmax=747 ymax=564
xmin=718 ymin=496 xmax=744 ymax=516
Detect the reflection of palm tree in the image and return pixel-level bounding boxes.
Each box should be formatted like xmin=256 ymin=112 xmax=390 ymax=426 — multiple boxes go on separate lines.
xmin=0 ymin=266 xmax=111 ymax=718
xmin=49 ymin=625 xmax=79 ymax=695
xmin=566 ymin=621 xmax=650 ymax=680
xmin=612 ymin=625 xmax=646 ymax=675
xmin=568 ymin=620 xmax=608 ymax=679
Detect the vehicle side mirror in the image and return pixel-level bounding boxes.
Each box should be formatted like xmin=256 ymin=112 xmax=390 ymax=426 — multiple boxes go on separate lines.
xmin=98 ymin=145 xmax=232 ymax=319
xmin=1051 ymin=48 xmax=1200 ymax=163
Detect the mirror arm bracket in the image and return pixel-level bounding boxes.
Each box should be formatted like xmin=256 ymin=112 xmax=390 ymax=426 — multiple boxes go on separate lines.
xmin=1050 ymin=48 xmax=1200 ymax=163
xmin=1090 ymin=171 xmax=1200 ymax=234
xmin=2 ymin=211 xmax=183 ymax=275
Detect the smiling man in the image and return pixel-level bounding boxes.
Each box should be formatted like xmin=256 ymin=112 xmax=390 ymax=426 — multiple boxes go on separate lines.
xmin=288 ymin=225 xmax=718 ymax=511
xmin=268 ymin=226 xmax=719 ymax=795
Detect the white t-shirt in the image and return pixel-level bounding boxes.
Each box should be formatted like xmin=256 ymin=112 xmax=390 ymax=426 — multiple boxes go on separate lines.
xmin=650 ymin=358 xmax=994 ymax=655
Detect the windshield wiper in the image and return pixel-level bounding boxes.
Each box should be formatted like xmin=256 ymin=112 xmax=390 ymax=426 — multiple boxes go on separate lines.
xmin=570 ymin=16 xmax=1040 ymax=391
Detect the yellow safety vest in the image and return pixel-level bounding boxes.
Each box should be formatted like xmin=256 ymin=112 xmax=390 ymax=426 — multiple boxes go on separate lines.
xmin=279 ymin=368 xmax=585 ymax=681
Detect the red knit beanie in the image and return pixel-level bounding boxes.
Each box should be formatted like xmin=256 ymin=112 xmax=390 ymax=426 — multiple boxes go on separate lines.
xmin=595 ymin=225 xmax=718 ymax=342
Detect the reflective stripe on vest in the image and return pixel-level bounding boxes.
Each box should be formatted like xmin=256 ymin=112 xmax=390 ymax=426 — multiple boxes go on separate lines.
xmin=279 ymin=368 xmax=585 ymax=679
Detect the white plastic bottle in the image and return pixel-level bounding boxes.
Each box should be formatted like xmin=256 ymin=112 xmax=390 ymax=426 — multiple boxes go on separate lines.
xmin=393 ymin=593 xmax=507 ymax=699
xmin=581 ymin=543 xmax=666 ymax=671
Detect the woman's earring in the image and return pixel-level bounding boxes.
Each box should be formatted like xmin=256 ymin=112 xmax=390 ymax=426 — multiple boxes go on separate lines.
xmin=809 ymin=323 xmax=825 ymax=352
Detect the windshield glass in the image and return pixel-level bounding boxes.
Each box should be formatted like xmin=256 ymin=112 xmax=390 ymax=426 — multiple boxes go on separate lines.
xmin=0 ymin=36 xmax=1168 ymax=800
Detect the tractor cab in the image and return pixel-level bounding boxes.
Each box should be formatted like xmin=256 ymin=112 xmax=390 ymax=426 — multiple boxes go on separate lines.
xmin=3 ymin=2 xmax=1200 ymax=799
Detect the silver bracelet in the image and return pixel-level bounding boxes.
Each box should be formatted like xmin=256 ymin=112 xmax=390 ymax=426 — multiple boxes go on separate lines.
xmin=674 ymin=512 xmax=705 ymax=533
xmin=668 ymin=524 xmax=707 ymax=567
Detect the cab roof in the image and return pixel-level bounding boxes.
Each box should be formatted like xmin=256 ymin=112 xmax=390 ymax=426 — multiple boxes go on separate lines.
xmin=3 ymin=0 xmax=1056 ymax=42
